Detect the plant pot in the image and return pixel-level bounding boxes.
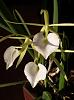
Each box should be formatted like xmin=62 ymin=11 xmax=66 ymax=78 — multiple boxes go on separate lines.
xmin=23 ymin=82 xmax=44 ymax=100
xmin=23 ymin=85 xmax=35 ymax=100
xmin=23 ymin=82 xmax=37 ymax=100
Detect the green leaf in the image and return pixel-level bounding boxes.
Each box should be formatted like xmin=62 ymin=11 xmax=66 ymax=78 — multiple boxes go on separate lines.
xmin=0 ymin=0 xmax=12 ymax=20
xmin=0 ymin=81 xmax=24 ymax=88
xmin=59 ymin=62 xmax=65 ymax=91
xmin=62 ymin=32 xmax=69 ymax=50
xmin=59 ymin=72 xmax=65 ymax=91
xmin=27 ymin=49 xmax=34 ymax=59
xmin=12 ymin=10 xmax=28 ymax=35
xmin=0 ymin=33 xmax=15 ymax=43
xmin=39 ymin=55 xmax=44 ymax=65
xmin=53 ymin=0 xmax=58 ymax=32
xmin=42 ymin=91 xmax=52 ymax=100
xmin=15 ymin=10 xmax=31 ymax=35
xmin=9 ymin=36 xmax=26 ymax=40
xmin=0 ymin=0 xmax=22 ymax=35
xmin=0 ymin=11 xmax=16 ymax=34
xmin=0 ymin=23 xmax=12 ymax=33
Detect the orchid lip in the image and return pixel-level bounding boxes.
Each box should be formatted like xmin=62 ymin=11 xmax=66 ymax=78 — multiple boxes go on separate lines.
xmin=33 ymin=32 xmax=60 ymax=59
xmin=4 ymin=46 xmax=19 ymax=69
xmin=24 ymin=62 xmax=47 ymax=88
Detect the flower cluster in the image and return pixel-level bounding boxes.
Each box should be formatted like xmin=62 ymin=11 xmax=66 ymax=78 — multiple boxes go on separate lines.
xmin=0 ymin=0 xmax=74 ymax=99
xmin=4 ymin=32 xmax=60 ymax=88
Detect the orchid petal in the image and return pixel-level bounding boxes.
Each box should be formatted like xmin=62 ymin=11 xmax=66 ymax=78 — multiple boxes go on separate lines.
xmin=24 ymin=62 xmax=47 ymax=88
xmin=4 ymin=46 xmax=19 ymax=69
xmin=33 ymin=32 xmax=60 ymax=59
xmin=33 ymin=63 xmax=47 ymax=88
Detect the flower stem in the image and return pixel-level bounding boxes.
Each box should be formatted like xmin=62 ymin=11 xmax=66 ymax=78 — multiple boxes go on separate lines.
xmin=0 ymin=81 xmax=24 ymax=88
xmin=56 ymin=49 xmax=74 ymax=53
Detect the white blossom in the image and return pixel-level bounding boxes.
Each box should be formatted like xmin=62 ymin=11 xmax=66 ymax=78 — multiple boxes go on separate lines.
xmin=24 ymin=62 xmax=47 ymax=88
xmin=33 ymin=32 xmax=60 ymax=59
xmin=4 ymin=46 xmax=19 ymax=69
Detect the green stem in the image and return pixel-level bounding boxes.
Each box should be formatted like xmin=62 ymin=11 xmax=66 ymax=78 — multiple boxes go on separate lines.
xmin=53 ymin=0 xmax=58 ymax=32
xmin=4 ymin=20 xmax=74 ymax=27
xmin=56 ymin=49 xmax=74 ymax=53
xmin=0 ymin=33 xmax=15 ymax=43
xmin=0 ymin=81 xmax=24 ymax=88
xmin=3 ymin=20 xmax=44 ymax=26
xmin=49 ymin=23 xmax=74 ymax=26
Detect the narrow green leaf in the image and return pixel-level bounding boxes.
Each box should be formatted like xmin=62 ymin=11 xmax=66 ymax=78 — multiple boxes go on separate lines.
xmin=0 ymin=0 xmax=12 ymax=19
xmin=0 ymin=33 xmax=15 ymax=43
xmin=42 ymin=91 xmax=52 ymax=100
xmin=59 ymin=62 xmax=65 ymax=91
xmin=0 ymin=0 xmax=18 ymax=34
xmin=53 ymin=0 xmax=58 ymax=32
xmin=9 ymin=36 xmax=26 ymax=40
xmin=59 ymin=72 xmax=65 ymax=91
xmin=0 ymin=23 xmax=12 ymax=33
xmin=0 ymin=81 xmax=24 ymax=88
xmin=15 ymin=10 xmax=31 ymax=35
xmin=12 ymin=10 xmax=29 ymax=35
xmin=13 ymin=10 xmax=18 ymax=21
xmin=1 ymin=20 xmax=44 ymax=26
xmin=39 ymin=55 xmax=44 ymax=65
xmin=0 ymin=12 xmax=16 ymax=34
xmin=0 ymin=2 xmax=24 ymax=43
xmin=50 ymin=23 xmax=74 ymax=27
xmin=27 ymin=49 xmax=34 ymax=59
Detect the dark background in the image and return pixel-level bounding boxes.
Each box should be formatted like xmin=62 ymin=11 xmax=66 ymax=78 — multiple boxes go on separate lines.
xmin=0 ymin=0 xmax=74 ymax=100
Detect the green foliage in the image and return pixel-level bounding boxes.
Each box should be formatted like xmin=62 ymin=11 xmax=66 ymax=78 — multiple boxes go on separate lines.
xmin=59 ymin=62 xmax=65 ymax=91
xmin=42 ymin=91 xmax=52 ymax=100
xmin=16 ymin=38 xmax=31 ymax=67
xmin=53 ymin=0 xmax=58 ymax=32
xmin=14 ymin=10 xmax=31 ymax=35
xmin=0 ymin=0 xmax=16 ymax=34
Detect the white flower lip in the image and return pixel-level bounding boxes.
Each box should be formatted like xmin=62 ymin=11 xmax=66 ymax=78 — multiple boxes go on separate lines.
xmin=33 ymin=32 xmax=60 ymax=59
xmin=24 ymin=62 xmax=47 ymax=88
xmin=4 ymin=46 xmax=19 ymax=69
xmin=47 ymin=33 xmax=59 ymax=47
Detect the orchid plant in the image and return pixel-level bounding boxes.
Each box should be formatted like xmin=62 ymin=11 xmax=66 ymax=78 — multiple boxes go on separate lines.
xmin=0 ymin=0 xmax=74 ymax=99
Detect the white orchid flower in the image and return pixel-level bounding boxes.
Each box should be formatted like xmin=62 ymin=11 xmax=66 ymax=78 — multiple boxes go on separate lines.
xmin=33 ymin=32 xmax=60 ymax=59
xmin=4 ymin=46 xmax=20 ymax=69
xmin=24 ymin=62 xmax=47 ymax=88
